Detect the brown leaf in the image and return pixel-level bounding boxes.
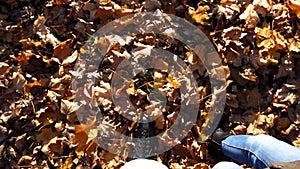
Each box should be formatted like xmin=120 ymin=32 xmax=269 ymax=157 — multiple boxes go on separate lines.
xmin=97 ymin=6 xmax=114 ymax=20
xmin=37 ymin=127 xmax=58 ymax=144
xmin=48 ymin=136 xmax=65 ymax=154
xmin=62 ymin=50 xmax=78 ymax=66
xmin=7 ymin=72 xmax=26 ymax=94
xmin=53 ymin=39 xmax=73 ymax=61
xmin=71 ymin=124 xmax=97 ymax=156
xmin=226 ymin=93 xmax=239 ymax=108
xmin=288 ymin=0 xmax=300 ymax=18
xmin=253 ymin=0 xmax=272 ymax=16
xmin=33 ymin=16 xmax=59 ymax=46
xmin=60 ymin=99 xmax=80 ymax=115
xmin=17 ymin=155 xmax=32 ymax=165
xmin=275 ymin=117 xmax=291 ymax=132
xmin=0 ymin=62 xmax=10 ymax=76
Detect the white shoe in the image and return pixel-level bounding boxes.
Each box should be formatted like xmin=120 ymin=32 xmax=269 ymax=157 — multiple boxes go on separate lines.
xmin=122 ymin=159 xmax=168 ymax=169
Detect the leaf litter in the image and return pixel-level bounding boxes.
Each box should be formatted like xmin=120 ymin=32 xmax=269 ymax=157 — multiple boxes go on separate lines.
xmin=0 ymin=0 xmax=300 ymax=169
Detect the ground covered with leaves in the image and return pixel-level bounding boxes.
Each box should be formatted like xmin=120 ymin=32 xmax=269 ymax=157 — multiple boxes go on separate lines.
xmin=1 ymin=0 xmax=300 ymax=168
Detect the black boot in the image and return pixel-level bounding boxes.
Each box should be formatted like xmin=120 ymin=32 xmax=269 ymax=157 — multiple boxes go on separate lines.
xmin=207 ymin=128 xmax=231 ymax=161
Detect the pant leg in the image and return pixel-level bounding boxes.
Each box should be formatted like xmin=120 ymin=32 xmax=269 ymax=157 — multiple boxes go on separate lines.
xmin=221 ymin=135 xmax=300 ymax=169
xmin=212 ymin=162 xmax=243 ymax=169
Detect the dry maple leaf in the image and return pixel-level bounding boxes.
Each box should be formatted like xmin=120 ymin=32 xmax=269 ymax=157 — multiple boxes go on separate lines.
xmin=72 ymin=124 xmax=97 ymax=156
xmin=47 ymin=136 xmax=66 ymax=154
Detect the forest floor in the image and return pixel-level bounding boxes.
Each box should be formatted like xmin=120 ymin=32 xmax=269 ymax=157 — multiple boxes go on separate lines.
xmin=0 ymin=0 xmax=300 ymax=168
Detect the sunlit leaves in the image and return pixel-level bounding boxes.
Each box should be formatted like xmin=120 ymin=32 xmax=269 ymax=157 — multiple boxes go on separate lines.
xmin=188 ymin=6 xmax=210 ymax=25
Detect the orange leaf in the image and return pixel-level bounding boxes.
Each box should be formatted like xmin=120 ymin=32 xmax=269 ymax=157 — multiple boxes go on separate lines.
xmin=288 ymin=0 xmax=300 ymax=18
xmin=52 ymin=0 xmax=70 ymax=5
xmin=166 ymin=75 xmax=181 ymax=89
xmin=97 ymin=6 xmax=114 ymax=20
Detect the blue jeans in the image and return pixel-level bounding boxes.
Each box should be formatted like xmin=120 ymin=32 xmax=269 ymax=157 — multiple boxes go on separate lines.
xmin=213 ymin=135 xmax=300 ymax=169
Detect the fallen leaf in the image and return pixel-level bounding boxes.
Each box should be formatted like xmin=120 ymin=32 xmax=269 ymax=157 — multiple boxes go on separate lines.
xmin=37 ymin=127 xmax=58 ymax=144
xmin=288 ymin=0 xmax=300 ymax=18
xmin=189 ymin=6 xmax=210 ymax=25
xmin=33 ymin=16 xmax=59 ymax=46
xmin=53 ymin=39 xmax=73 ymax=61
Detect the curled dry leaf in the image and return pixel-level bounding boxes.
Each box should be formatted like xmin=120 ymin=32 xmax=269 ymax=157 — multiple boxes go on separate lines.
xmin=33 ymin=16 xmax=59 ymax=46
xmin=60 ymin=99 xmax=80 ymax=115
xmin=289 ymin=31 xmax=300 ymax=53
xmin=37 ymin=127 xmax=58 ymax=144
xmin=53 ymin=39 xmax=73 ymax=61
xmin=62 ymin=50 xmax=78 ymax=66
xmin=71 ymin=125 xmax=97 ymax=156
xmin=287 ymin=0 xmax=300 ymax=18
xmin=188 ymin=6 xmax=210 ymax=25
xmin=217 ymin=0 xmax=240 ymax=21
xmin=252 ymin=0 xmax=272 ymax=16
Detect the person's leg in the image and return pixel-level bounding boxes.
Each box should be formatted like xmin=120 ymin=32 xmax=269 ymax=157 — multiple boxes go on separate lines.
xmin=221 ymin=135 xmax=300 ymax=169
xmin=212 ymin=161 xmax=243 ymax=169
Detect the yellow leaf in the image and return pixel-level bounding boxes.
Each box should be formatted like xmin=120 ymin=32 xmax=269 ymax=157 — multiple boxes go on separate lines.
xmin=19 ymin=39 xmax=42 ymax=47
xmin=255 ymin=27 xmax=272 ymax=38
xmin=166 ymin=74 xmax=173 ymax=83
xmin=170 ymin=81 xmax=181 ymax=89
xmin=61 ymin=156 xmax=73 ymax=169
xmin=80 ymin=47 xmax=89 ymax=54
xmin=189 ymin=6 xmax=210 ymax=25
xmin=265 ymin=50 xmax=280 ymax=65
xmin=126 ymin=81 xmax=135 ymax=95
xmin=201 ymin=111 xmax=208 ymax=117
xmin=257 ymin=38 xmax=275 ymax=49
xmin=153 ymin=82 xmax=164 ymax=89
xmin=166 ymin=75 xmax=181 ymax=89
xmin=98 ymin=0 xmax=111 ymax=5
